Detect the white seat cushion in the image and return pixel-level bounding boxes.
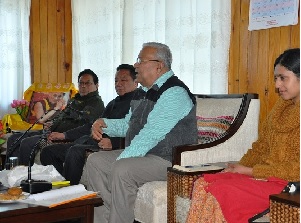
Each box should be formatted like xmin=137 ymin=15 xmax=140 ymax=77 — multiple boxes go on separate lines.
xmin=134 ymin=181 xmax=167 ymax=223
xmin=176 ymin=196 xmax=191 ymax=223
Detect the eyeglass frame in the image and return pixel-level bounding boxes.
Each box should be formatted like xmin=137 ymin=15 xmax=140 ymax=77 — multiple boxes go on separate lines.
xmin=78 ymin=81 xmax=94 ymax=87
xmin=136 ymin=58 xmax=160 ymax=64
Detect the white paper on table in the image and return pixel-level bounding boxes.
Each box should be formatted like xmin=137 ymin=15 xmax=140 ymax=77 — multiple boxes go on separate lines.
xmin=20 ymin=184 xmax=97 ymax=207
xmin=28 ymin=184 xmax=86 ymax=201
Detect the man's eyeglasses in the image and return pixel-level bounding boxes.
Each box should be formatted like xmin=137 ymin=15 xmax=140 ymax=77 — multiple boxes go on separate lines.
xmin=78 ymin=81 xmax=94 ymax=87
xmin=136 ymin=58 xmax=160 ymax=64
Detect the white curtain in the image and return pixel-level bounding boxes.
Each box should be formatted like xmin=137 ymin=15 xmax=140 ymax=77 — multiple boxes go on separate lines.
xmin=72 ymin=0 xmax=231 ymax=106
xmin=0 ymin=0 xmax=31 ymax=119
xmin=72 ymin=0 xmax=124 ymax=105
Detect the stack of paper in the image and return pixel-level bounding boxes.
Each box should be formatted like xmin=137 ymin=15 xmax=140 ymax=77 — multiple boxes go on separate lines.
xmin=21 ymin=184 xmax=97 ymax=208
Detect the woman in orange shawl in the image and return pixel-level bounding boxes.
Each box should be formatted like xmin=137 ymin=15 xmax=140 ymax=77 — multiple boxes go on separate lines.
xmin=186 ymin=48 xmax=300 ymax=223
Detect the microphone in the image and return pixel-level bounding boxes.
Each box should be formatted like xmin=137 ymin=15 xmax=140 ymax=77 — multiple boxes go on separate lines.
xmin=20 ymin=135 xmax=52 ymax=194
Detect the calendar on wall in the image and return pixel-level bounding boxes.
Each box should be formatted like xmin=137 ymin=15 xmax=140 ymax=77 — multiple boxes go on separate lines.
xmin=248 ymin=0 xmax=299 ymax=31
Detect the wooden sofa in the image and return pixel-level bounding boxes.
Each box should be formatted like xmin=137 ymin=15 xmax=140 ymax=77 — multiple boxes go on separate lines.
xmin=134 ymin=93 xmax=260 ymax=223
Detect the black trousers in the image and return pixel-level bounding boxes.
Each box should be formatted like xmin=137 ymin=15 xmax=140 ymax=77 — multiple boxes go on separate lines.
xmin=40 ymin=136 xmax=99 ymax=185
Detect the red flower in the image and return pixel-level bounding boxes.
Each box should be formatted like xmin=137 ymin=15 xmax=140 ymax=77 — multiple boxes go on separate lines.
xmin=10 ymin=99 xmax=30 ymax=121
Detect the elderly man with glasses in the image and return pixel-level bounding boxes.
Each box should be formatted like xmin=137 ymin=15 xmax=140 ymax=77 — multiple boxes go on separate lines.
xmin=6 ymin=69 xmax=104 ymax=167
xmin=87 ymin=42 xmax=198 ymax=223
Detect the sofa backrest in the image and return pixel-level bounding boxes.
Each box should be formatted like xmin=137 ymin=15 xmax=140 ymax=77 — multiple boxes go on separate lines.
xmin=196 ymin=98 xmax=241 ymax=118
xmin=195 ymin=94 xmax=252 ymax=144
xmin=172 ymin=93 xmax=260 ymax=166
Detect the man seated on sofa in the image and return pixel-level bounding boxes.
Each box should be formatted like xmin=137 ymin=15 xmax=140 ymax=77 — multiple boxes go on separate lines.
xmin=6 ymin=69 xmax=105 ymax=166
xmin=40 ymin=64 xmax=145 ymax=185
xmin=87 ymin=42 xmax=198 ymax=223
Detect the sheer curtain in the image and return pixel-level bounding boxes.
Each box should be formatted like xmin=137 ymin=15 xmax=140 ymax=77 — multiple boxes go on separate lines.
xmin=0 ymin=0 xmax=31 ymax=119
xmin=72 ymin=0 xmax=231 ymax=105
xmin=72 ymin=0 xmax=124 ymax=105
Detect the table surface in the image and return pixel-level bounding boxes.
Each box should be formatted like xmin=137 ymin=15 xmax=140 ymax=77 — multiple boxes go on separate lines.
xmin=0 ymin=196 xmax=103 ymax=216
xmin=0 ymin=196 xmax=103 ymax=223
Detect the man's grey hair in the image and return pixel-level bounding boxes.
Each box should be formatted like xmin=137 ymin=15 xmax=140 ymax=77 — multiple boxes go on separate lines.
xmin=142 ymin=42 xmax=172 ymax=69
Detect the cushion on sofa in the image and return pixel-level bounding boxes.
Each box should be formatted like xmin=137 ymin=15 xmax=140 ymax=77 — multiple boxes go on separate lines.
xmin=197 ymin=115 xmax=234 ymax=143
xmin=134 ymin=181 xmax=167 ymax=223
xmin=176 ymin=196 xmax=191 ymax=223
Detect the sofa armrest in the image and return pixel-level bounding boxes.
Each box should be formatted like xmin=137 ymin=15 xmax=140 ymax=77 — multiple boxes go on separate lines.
xmin=269 ymin=192 xmax=300 ymax=223
xmin=167 ymin=166 xmax=224 ymax=223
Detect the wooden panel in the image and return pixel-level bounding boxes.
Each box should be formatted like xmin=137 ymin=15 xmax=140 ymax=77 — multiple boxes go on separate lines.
xmin=238 ymin=0 xmax=250 ymax=94
xmin=30 ymin=0 xmax=41 ymax=82
xmin=40 ymin=0 xmax=48 ymax=82
xmin=228 ymin=0 xmax=240 ymax=93
xmin=247 ymin=30 xmax=259 ymax=93
xmin=228 ymin=0 xmax=300 ymax=126
xmin=47 ymin=0 xmax=58 ymax=82
xmin=267 ymin=28 xmax=281 ymax=112
xmin=30 ymin=0 xmax=72 ymax=84
xmin=64 ymin=0 xmax=72 ymax=82
xmin=57 ymin=0 xmax=65 ymax=83
xmin=291 ymin=23 xmax=300 ymax=47
xmin=257 ymin=30 xmax=270 ymax=126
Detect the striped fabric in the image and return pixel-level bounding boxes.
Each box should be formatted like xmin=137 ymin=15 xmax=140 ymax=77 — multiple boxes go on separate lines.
xmin=197 ymin=116 xmax=234 ymax=144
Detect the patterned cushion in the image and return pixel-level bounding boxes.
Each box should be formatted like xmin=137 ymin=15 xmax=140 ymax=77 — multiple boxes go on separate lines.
xmin=197 ymin=116 xmax=234 ymax=143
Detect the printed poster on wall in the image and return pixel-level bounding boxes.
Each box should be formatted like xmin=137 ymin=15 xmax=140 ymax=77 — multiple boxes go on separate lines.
xmin=248 ymin=0 xmax=299 ymax=31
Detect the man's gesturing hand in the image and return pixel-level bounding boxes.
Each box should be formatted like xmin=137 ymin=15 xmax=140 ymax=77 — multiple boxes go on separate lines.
xmin=91 ymin=118 xmax=107 ymax=141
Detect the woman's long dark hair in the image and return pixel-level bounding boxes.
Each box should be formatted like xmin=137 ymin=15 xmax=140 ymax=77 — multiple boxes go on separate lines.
xmin=274 ymin=48 xmax=300 ymax=78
